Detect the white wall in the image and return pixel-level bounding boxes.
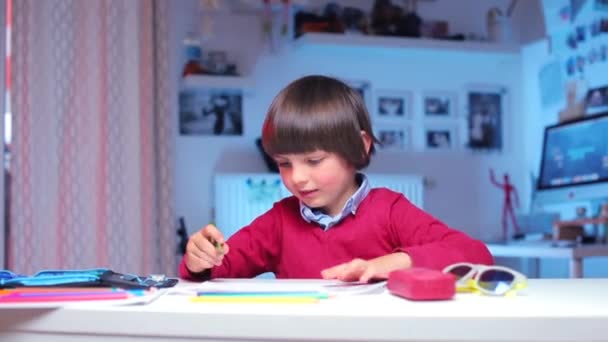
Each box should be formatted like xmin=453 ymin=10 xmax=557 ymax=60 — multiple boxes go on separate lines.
xmin=172 ymin=0 xmax=528 ymax=242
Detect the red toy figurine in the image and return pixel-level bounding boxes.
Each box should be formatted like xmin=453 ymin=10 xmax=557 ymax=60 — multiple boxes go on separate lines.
xmin=489 ymin=168 xmax=522 ymax=240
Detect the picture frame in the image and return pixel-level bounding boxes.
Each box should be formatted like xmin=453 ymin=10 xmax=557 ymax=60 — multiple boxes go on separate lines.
xmin=423 ymin=124 xmax=458 ymax=150
xmin=375 ymin=125 xmax=411 ymax=151
xmin=178 ymin=88 xmax=243 ymax=136
xmin=585 ymin=85 xmax=608 ymax=115
xmin=344 ymin=79 xmax=372 ymax=111
xmin=205 ymin=50 xmax=229 ymax=75
xmin=422 ymin=91 xmax=457 ymax=118
xmin=374 ymin=89 xmax=412 ymax=121
xmin=466 ymin=85 xmax=507 ymax=151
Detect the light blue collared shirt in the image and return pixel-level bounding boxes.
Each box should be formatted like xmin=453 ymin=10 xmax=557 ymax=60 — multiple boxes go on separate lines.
xmin=299 ymin=173 xmax=370 ymax=230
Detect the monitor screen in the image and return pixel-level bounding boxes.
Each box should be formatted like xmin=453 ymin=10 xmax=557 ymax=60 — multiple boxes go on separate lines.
xmin=536 ymin=112 xmax=608 ymax=204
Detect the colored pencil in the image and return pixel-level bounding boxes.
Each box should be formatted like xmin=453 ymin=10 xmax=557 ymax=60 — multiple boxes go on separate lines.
xmin=0 ymin=287 xmax=122 ymax=294
xmin=4 ymin=290 xmax=145 ymax=298
xmin=0 ymin=292 xmax=131 ymax=303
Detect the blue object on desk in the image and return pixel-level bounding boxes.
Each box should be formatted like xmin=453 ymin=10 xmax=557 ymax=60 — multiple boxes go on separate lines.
xmin=0 ymin=269 xmax=178 ymax=289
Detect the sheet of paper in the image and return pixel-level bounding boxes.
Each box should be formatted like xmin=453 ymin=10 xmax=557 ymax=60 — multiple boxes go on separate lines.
xmin=171 ymin=278 xmax=387 ymax=296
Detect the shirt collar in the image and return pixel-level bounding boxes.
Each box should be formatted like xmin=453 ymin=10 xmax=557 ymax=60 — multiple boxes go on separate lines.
xmin=299 ymin=173 xmax=370 ymax=229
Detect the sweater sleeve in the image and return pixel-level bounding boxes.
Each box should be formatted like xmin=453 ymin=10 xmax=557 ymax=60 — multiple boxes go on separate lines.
xmin=178 ymin=201 xmax=283 ymax=280
xmin=389 ymin=195 xmax=494 ymax=270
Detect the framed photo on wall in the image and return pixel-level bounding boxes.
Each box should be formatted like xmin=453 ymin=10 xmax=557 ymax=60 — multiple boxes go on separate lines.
xmin=178 ymin=88 xmax=243 ymax=136
xmin=344 ymin=79 xmax=372 ymax=111
xmin=422 ymin=91 xmax=457 ymax=118
xmin=374 ymin=89 xmax=412 ymax=121
xmin=375 ymin=125 xmax=411 ymax=151
xmin=466 ymin=85 xmax=507 ymax=151
xmin=424 ymin=124 xmax=458 ymax=150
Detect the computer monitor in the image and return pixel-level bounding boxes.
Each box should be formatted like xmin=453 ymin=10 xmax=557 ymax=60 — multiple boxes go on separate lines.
xmin=535 ymin=111 xmax=608 ymax=206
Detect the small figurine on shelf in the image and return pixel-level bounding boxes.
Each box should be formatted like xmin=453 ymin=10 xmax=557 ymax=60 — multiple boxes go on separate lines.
xmin=489 ymin=168 xmax=522 ymax=241
xmin=486 ymin=0 xmax=517 ymax=43
xmin=204 ymin=50 xmax=239 ymax=76
xmin=342 ymin=6 xmax=369 ymax=34
xmin=181 ymin=32 xmax=207 ymax=77
xmin=371 ymin=0 xmax=421 ymax=37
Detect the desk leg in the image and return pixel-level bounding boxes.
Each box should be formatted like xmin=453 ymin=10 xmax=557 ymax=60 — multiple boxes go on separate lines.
xmin=569 ymin=258 xmax=583 ymax=278
xmin=530 ymin=258 xmax=540 ymax=278
xmin=521 ymin=258 xmax=540 ymax=278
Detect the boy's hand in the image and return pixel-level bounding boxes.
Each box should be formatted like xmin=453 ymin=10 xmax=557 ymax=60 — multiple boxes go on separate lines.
xmin=185 ymin=224 xmax=230 ymax=273
xmin=320 ymin=253 xmax=412 ymax=283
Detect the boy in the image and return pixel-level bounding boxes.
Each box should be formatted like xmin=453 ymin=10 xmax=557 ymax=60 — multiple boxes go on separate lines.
xmin=179 ymin=75 xmax=493 ymax=282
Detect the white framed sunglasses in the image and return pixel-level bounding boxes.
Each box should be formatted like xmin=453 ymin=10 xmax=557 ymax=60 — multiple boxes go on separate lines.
xmin=442 ymin=263 xmax=528 ymax=296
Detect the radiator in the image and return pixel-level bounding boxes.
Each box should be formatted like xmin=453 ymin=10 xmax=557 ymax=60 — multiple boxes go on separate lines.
xmin=214 ymin=173 xmax=288 ymax=238
xmin=366 ymin=174 xmax=424 ymax=209
xmin=214 ymin=173 xmax=424 ymax=239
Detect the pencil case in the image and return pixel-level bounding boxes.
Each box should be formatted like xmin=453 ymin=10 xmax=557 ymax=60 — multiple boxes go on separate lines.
xmin=387 ymin=268 xmax=456 ymax=301
xmin=0 ymin=268 xmax=178 ymax=289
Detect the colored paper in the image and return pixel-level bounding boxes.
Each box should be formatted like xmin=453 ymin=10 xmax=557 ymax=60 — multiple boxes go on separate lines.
xmin=0 ymin=288 xmax=146 ymax=303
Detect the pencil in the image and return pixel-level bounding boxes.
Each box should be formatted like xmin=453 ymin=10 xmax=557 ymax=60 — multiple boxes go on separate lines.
xmin=208 ymin=222 xmax=225 ymax=255
xmin=214 ymin=240 xmax=225 ymax=255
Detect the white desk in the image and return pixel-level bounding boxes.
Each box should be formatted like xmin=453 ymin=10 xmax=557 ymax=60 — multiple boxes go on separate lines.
xmin=1 ymin=279 xmax=608 ymax=342
xmin=487 ymin=241 xmax=608 ymax=278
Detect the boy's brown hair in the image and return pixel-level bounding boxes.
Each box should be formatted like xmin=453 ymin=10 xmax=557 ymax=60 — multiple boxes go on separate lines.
xmin=262 ymin=75 xmax=379 ymax=169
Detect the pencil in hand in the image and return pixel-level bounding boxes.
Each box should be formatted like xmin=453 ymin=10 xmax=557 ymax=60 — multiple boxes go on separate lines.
xmin=209 ymin=222 xmax=224 ymax=254
xmin=214 ymin=240 xmax=225 ymax=255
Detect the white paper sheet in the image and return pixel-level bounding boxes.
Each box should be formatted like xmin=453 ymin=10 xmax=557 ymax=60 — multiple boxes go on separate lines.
xmin=170 ymin=278 xmax=387 ymax=296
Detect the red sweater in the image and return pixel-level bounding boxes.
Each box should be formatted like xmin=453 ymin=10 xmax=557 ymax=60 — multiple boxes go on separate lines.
xmin=179 ymin=188 xmax=493 ymax=280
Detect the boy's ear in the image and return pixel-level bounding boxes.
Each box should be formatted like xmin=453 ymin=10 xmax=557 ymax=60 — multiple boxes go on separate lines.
xmin=361 ymin=131 xmax=372 ymax=155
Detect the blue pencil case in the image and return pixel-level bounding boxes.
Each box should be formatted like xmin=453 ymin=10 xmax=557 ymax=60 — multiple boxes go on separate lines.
xmin=0 ymin=268 xmax=178 ymax=289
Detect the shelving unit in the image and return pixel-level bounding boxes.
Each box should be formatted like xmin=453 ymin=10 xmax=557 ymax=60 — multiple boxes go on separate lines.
xmin=294 ymin=32 xmax=520 ymax=55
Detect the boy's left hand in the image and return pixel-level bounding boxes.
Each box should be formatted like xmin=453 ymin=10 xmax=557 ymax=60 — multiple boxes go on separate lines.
xmin=320 ymin=252 xmax=412 ymax=283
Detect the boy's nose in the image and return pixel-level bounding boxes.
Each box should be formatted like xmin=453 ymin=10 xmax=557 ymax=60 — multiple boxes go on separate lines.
xmin=290 ymin=166 xmax=308 ymax=185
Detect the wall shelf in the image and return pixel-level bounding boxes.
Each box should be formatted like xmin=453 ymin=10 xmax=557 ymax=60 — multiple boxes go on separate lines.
xmin=181 ymin=75 xmax=254 ymax=90
xmin=294 ymin=33 xmax=520 ymax=55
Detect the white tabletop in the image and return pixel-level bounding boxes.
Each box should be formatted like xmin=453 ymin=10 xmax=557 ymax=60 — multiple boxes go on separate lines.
xmin=1 ymin=278 xmax=608 ymax=342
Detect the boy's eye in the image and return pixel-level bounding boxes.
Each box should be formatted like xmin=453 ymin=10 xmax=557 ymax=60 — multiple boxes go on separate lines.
xmin=276 ymin=161 xmax=290 ymax=168
xmin=307 ymin=158 xmax=323 ymax=165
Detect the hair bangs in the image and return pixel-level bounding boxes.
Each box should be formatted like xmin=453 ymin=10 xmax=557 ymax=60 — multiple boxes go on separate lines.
xmin=264 ymin=96 xmax=361 ymax=156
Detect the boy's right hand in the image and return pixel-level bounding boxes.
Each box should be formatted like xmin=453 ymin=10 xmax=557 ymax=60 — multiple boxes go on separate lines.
xmin=185 ymin=224 xmax=230 ymax=273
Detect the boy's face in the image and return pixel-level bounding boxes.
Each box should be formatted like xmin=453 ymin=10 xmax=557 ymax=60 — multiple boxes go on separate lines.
xmin=273 ymin=150 xmax=358 ymax=217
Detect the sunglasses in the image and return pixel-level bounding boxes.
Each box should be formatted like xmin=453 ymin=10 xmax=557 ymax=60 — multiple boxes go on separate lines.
xmin=442 ymin=263 xmax=527 ymax=296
